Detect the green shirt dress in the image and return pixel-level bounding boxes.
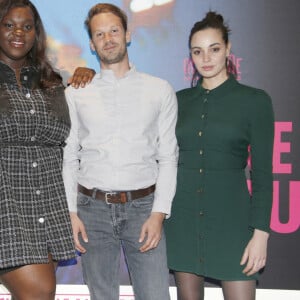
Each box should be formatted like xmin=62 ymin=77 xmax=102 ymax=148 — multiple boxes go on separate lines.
xmin=165 ymin=76 xmax=274 ymax=280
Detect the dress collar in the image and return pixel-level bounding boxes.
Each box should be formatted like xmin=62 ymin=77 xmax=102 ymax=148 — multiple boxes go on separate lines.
xmin=0 ymin=60 xmax=39 ymax=88
xmin=197 ymin=75 xmax=239 ymax=97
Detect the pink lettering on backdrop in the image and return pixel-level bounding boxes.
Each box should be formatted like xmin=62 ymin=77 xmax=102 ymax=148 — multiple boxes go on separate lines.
xmin=247 ymin=122 xmax=299 ymax=233
xmin=183 ymin=54 xmax=243 ymax=82
xmin=247 ymin=179 xmax=252 ymax=194
xmin=273 ymin=122 xmax=292 ymax=174
xmin=228 ymin=54 xmax=242 ymax=80
xmin=271 ymin=181 xmax=300 ymax=233
xmin=183 ymin=58 xmax=194 ymax=82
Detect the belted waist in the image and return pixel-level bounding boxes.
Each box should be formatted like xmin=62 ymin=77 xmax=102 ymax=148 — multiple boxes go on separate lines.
xmin=78 ymin=184 xmax=155 ymax=204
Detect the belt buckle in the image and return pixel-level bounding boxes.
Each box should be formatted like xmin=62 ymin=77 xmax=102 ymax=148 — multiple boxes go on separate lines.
xmin=105 ymin=192 xmax=117 ymax=204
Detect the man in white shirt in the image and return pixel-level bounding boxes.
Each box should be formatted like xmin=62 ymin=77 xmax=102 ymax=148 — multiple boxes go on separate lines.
xmin=63 ymin=3 xmax=178 ymax=300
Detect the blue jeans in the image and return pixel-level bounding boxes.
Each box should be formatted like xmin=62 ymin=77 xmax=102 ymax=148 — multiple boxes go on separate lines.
xmin=77 ymin=191 xmax=170 ymax=300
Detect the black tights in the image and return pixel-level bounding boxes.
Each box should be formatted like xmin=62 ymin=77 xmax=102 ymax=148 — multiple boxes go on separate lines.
xmin=174 ymin=271 xmax=256 ymax=300
xmin=175 ymin=271 xmax=205 ymax=300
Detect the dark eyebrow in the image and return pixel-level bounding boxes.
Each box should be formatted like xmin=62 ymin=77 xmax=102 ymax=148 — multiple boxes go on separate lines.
xmin=191 ymin=42 xmax=221 ymax=50
xmin=209 ymin=43 xmax=221 ymax=47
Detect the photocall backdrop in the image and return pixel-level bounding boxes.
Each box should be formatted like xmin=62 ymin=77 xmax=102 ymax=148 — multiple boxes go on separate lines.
xmin=31 ymin=0 xmax=300 ymax=290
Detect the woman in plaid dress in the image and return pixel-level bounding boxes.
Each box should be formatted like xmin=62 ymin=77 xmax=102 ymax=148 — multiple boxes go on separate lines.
xmin=0 ymin=0 xmax=75 ymax=298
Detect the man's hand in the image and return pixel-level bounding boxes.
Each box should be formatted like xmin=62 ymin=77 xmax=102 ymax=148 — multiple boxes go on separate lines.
xmin=139 ymin=212 xmax=165 ymax=252
xmin=70 ymin=212 xmax=88 ymax=253
xmin=68 ymin=67 xmax=96 ymax=89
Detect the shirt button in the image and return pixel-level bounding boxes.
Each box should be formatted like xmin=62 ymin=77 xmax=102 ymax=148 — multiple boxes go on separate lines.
xmin=199 ymin=168 xmax=203 ymax=173
xmin=203 ymin=98 xmax=208 ymax=103
xmin=198 ymin=131 xmax=202 ymax=137
xmin=36 ymin=190 xmax=41 ymax=195
xmin=206 ymin=90 xmax=210 ymax=94
xmin=199 ymin=150 xmax=203 ymax=155
xmin=32 ymin=162 xmax=38 ymax=168
xmin=30 ymin=109 xmax=35 ymax=114
xmin=201 ymin=114 xmax=205 ymax=119
xmin=25 ymin=93 xmax=31 ymax=98
xmin=30 ymin=136 xmax=36 ymax=142
xmin=197 ymin=188 xmax=204 ymax=193
xmin=38 ymin=217 xmax=44 ymax=223
xmin=199 ymin=211 xmax=204 ymax=216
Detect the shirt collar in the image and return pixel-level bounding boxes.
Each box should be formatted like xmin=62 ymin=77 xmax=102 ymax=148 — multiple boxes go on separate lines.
xmin=98 ymin=63 xmax=136 ymax=82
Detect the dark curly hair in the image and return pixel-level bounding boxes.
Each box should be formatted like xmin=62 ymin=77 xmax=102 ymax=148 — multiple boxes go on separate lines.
xmin=0 ymin=0 xmax=62 ymax=88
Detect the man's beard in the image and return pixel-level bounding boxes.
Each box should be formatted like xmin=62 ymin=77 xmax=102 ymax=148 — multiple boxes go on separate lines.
xmin=99 ymin=47 xmax=127 ymax=65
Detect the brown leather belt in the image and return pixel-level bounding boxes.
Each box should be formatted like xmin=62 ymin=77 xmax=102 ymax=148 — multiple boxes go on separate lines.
xmin=78 ymin=184 xmax=155 ymax=204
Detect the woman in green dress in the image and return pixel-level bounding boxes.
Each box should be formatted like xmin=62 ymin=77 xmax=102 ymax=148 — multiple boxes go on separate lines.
xmin=164 ymin=12 xmax=274 ymax=300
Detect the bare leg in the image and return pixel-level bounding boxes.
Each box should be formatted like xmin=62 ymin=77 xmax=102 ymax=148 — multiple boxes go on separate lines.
xmin=0 ymin=256 xmax=57 ymax=300
xmin=174 ymin=271 xmax=205 ymax=300
xmin=221 ymin=280 xmax=256 ymax=300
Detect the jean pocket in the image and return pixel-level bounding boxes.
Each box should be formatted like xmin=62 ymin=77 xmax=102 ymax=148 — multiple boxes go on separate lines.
xmin=77 ymin=192 xmax=91 ymax=206
xmin=130 ymin=193 xmax=154 ymax=209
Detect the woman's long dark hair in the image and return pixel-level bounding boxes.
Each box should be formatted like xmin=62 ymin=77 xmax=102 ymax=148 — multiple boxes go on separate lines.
xmin=0 ymin=0 xmax=62 ymax=88
xmin=189 ymin=11 xmax=237 ymax=87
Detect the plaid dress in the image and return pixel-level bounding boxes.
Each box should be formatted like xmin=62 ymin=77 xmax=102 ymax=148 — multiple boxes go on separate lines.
xmin=0 ymin=61 xmax=75 ymax=269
